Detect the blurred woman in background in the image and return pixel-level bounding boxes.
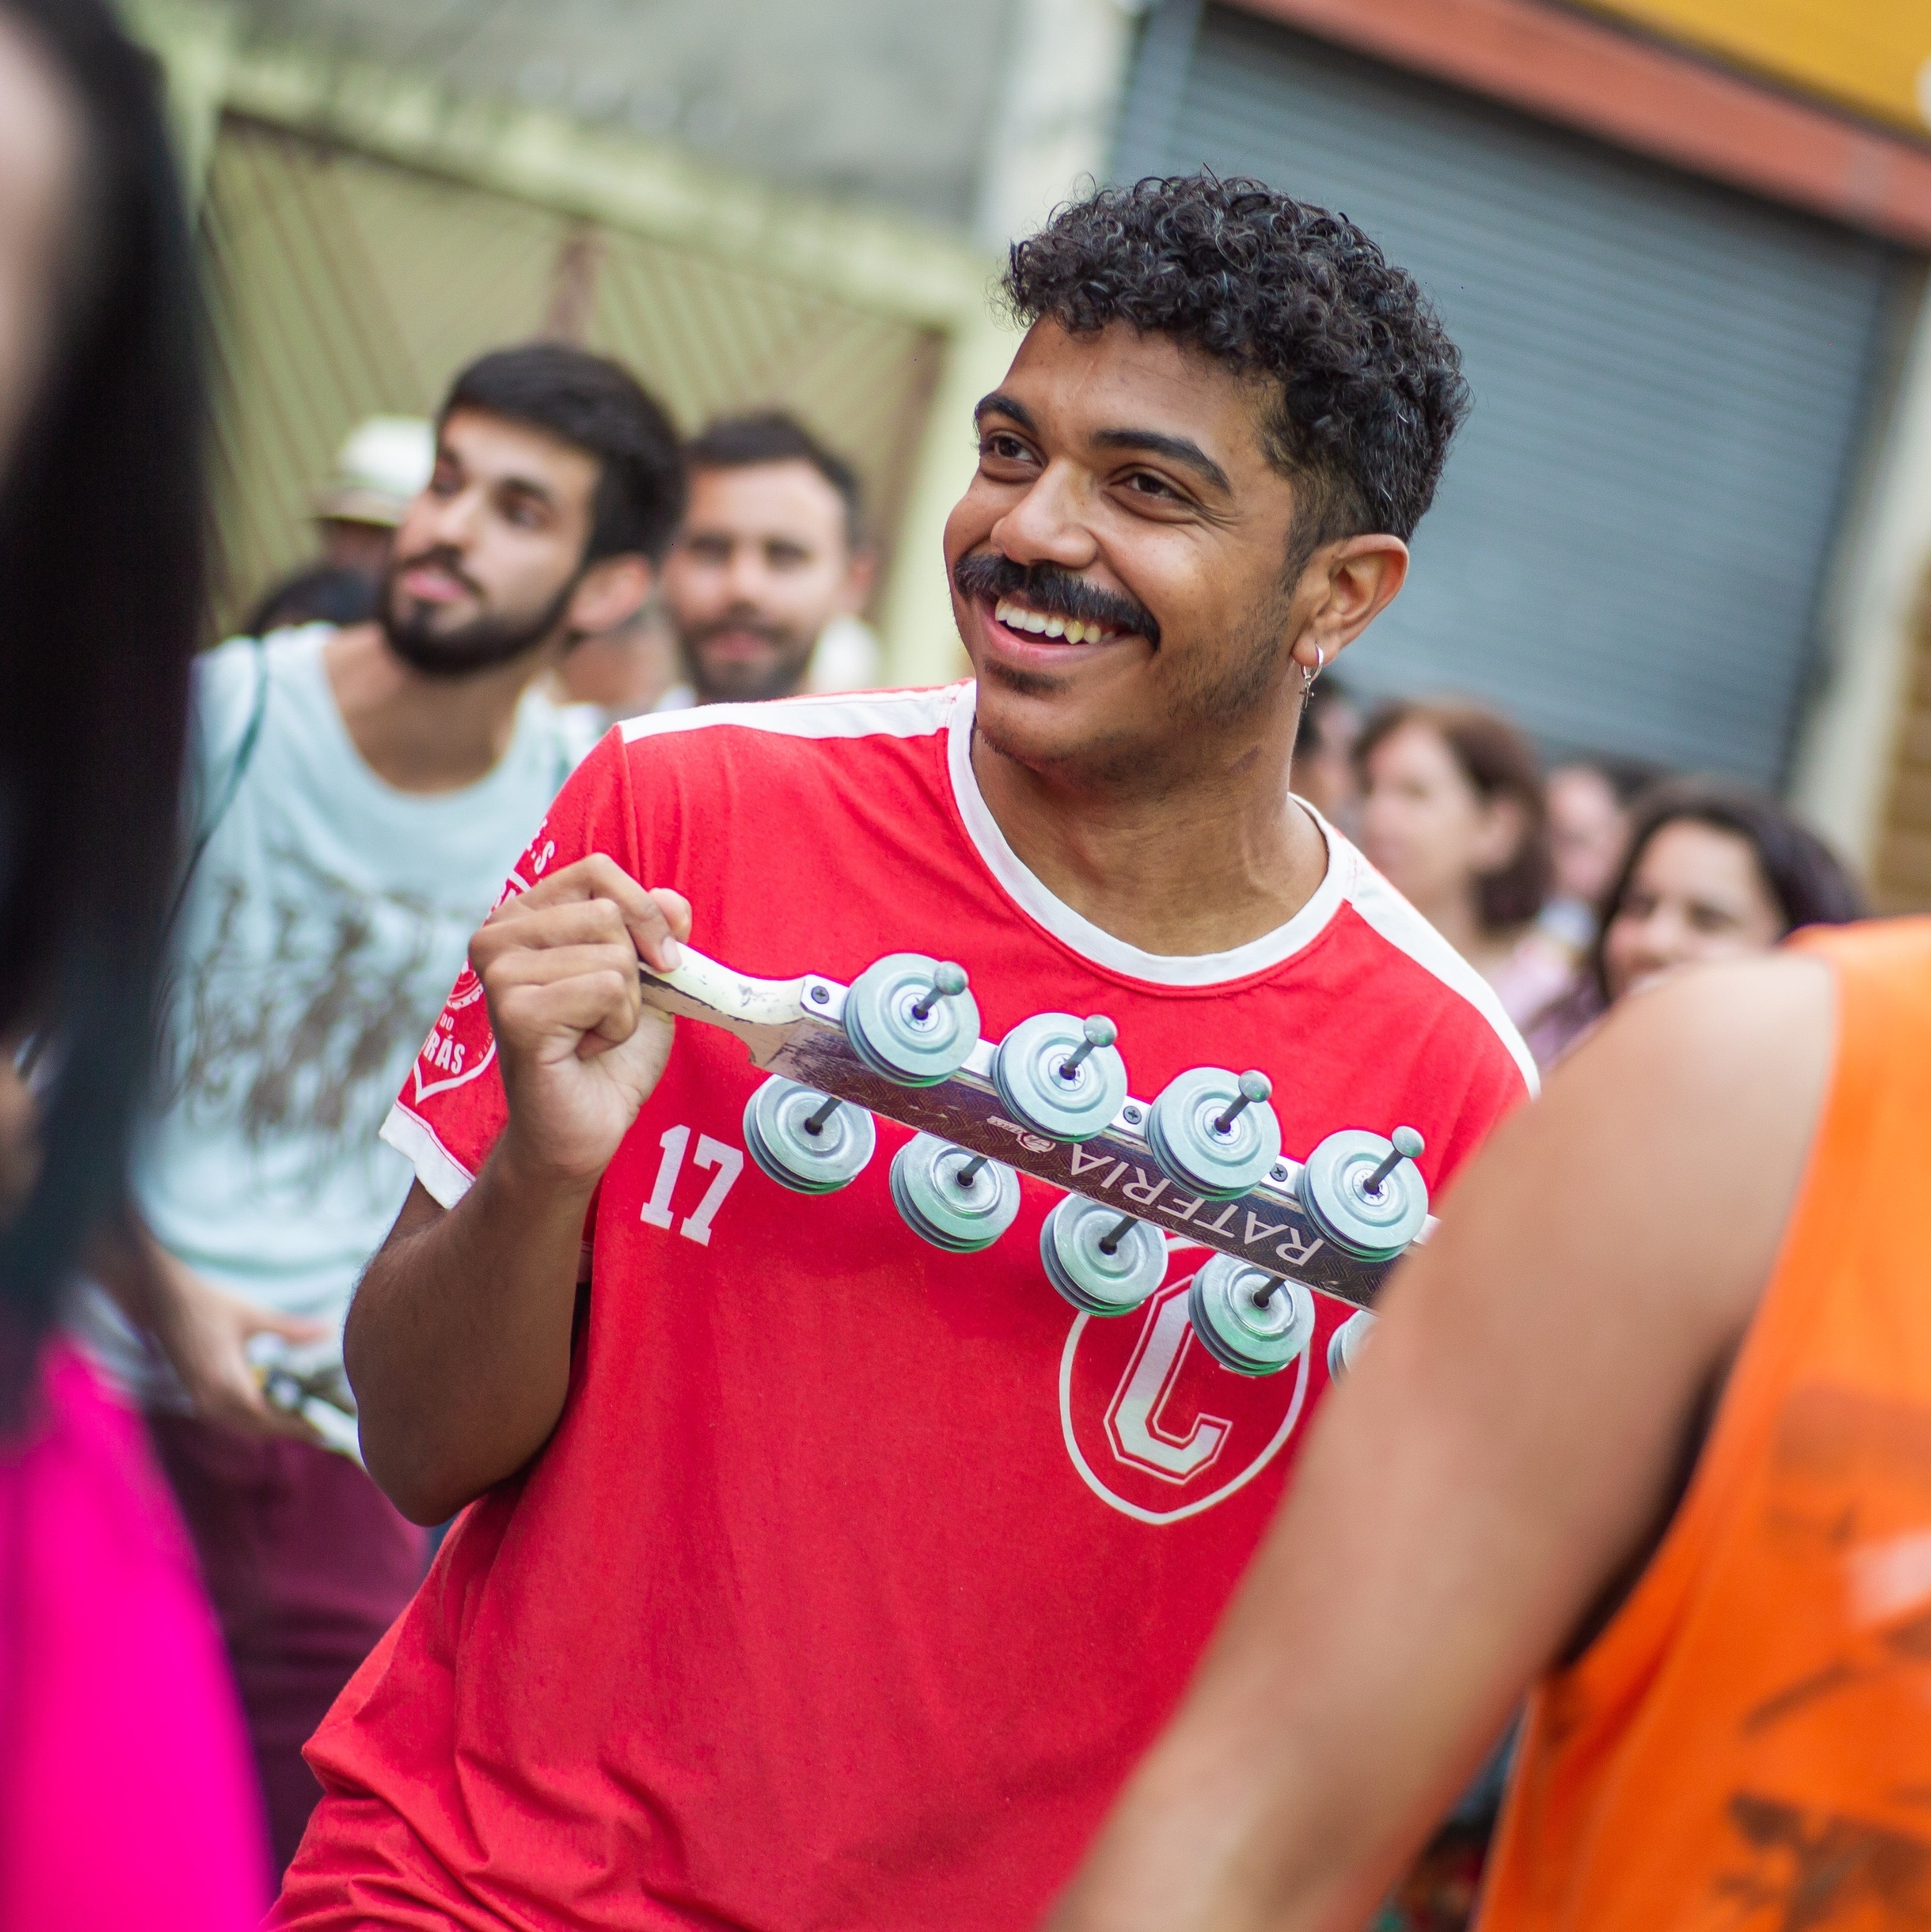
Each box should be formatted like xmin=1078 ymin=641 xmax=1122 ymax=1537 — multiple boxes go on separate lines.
xmin=1356 ymin=701 xmax=1564 ymax=1028
xmin=1540 ymin=757 xmax=1649 ymax=951
xmin=0 ymin=0 xmax=266 ymax=1921
xmin=1523 ymin=778 xmax=1864 ymax=1064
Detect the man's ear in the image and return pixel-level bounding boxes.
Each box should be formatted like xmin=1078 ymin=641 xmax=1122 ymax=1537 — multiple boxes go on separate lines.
xmin=568 ymin=554 xmax=655 ymax=635
xmin=1289 ymin=534 xmax=1409 ymax=679
xmin=837 ymin=547 xmax=878 ymax=617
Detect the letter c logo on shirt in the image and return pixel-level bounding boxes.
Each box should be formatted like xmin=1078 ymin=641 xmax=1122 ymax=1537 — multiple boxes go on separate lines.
xmin=1059 ymin=1271 xmax=1314 ymax=1526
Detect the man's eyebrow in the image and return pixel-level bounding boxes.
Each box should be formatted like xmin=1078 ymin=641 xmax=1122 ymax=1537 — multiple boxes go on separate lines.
xmin=1091 ymin=428 xmax=1230 ymax=494
xmin=495 ymin=473 xmax=560 ymax=508
xmin=972 ymin=394 xmax=1231 ymax=494
xmin=974 ymin=391 xmax=1038 ymax=434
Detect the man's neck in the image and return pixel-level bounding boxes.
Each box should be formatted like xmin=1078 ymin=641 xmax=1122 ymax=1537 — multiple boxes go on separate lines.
xmin=970 ymin=706 xmax=1327 ymax=958
xmin=324 ymin=623 xmax=557 ymax=794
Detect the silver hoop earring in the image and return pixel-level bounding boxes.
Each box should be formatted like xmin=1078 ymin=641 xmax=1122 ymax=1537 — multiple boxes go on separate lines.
xmin=1301 ymin=645 xmax=1326 ymax=696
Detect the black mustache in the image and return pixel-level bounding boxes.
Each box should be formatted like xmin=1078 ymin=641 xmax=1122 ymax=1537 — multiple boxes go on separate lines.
xmin=952 ymin=551 xmax=1159 ymax=649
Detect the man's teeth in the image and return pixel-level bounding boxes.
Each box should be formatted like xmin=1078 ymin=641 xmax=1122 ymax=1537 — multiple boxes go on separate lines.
xmin=992 ymin=597 xmax=1120 ymax=645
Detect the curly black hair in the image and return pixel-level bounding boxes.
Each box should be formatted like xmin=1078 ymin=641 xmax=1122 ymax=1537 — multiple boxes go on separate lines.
xmin=1002 ymin=174 xmax=1470 ymax=560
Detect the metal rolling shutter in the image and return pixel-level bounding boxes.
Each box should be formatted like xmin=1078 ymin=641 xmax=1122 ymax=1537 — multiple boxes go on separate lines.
xmin=1116 ymin=3 xmax=1906 ymax=783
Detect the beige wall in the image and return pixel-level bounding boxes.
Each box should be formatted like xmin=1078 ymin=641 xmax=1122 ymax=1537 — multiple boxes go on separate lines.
xmin=129 ymin=0 xmax=1008 ymax=680
xmin=199 ymin=120 xmax=945 ymax=637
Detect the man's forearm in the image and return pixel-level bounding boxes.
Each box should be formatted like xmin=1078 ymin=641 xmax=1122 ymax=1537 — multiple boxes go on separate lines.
xmin=346 ymin=1146 xmax=594 ymax=1524
xmin=349 ymin=859 xmax=688 ymax=1522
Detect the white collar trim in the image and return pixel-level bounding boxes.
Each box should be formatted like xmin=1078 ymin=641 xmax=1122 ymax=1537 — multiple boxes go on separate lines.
xmin=944 ymin=682 xmax=1348 ymax=988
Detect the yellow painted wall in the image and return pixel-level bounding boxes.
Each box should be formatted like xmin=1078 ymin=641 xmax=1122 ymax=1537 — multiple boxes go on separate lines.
xmin=1574 ymin=1 xmax=1931 ymax=132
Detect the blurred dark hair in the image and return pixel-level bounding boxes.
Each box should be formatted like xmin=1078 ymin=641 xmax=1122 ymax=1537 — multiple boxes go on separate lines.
xmin=0 ymin=0 xmax=203 ymax=1424
xmin=1003 ymin=173 xmax=1469 ymax=576
xmin=1590 ymin=779 xmax=1864 ymax=1001
xmin=441 ymin=343 xmax=686 ymax=565
xmin=684 ymin=410 xmax=863 ymax=546
xmin=244 ymin=562 xmax=377 ymax=636
xmin=1358 ymin=700 xmax=1553 ymax=930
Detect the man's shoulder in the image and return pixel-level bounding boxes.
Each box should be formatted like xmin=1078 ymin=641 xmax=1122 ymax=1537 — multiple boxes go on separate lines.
xmin=192 ymin=629 xmax=268 ymax=719
xmin=193 ymin=622 xmax=332 ymax=725
xmin=197 ymin=621 xmax=331 ymax=685
xmin=597 ymin=684 xmax=964 ymax=819
xmin=185 ymin=627 xmax=309 ymax=786
xmin=1324 ymin=838 xmax=1539 ymax=1096
xmin=618 ymin=684 xmax=963 ymax=760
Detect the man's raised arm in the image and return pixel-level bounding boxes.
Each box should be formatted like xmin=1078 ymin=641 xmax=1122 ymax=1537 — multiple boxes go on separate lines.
xmin=1045 ymin=953 xmax=1834 ymax=1932
xmin=345 ymin=856 xmax=689 ymax=1525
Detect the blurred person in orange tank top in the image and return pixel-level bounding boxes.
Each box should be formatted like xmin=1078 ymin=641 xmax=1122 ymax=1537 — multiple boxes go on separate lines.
xmin=1048 ymin=916 xmax=1931 ymax=1932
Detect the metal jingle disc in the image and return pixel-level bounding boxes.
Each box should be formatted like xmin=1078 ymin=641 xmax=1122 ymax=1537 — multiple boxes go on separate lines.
xmin=1300 ymin=1129 xmax=1428 ymax=1263
xmin=843 ymin=953 xmax=981 ymax=1087
xmin=1327 ymin=1308 xmax=1377 ymax=1380
xmin=743 ymin=1077 xmax=876 ymax=1195
xmin=1038 ymin=1194 xmax=1166 ymax=1316
xmin=1146 ymin=1066 xmax=1283 ymax=1200
xmin=992 ymin=1012 xmax=1130 ymax=1144
xmin=888 ymin=1134 xmax=1021 ymax=1253
xmin=1186 ymin=1253 xmax=1314 ymax=1377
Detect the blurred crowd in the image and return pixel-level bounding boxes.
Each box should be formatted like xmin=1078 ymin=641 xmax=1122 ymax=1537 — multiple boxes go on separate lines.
xmin=1301 ymin=678 xmax=1863 ymax=1083
xmin=0 ymin=1 xmax=1880 ymax=1925
xmin=249 ymin=403 xmax=883 ymax=721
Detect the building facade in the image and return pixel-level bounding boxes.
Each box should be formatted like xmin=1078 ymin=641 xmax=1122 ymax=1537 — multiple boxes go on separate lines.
xmin=1113 ymin=0 xmax=1931 ymax=905
xmin=134 ymin=0 xmax=1931 ymax=902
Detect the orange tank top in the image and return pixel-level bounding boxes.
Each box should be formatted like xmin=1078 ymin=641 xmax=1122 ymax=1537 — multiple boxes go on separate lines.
xmin=1478 ymin=919 xmax=1931 ymax=1932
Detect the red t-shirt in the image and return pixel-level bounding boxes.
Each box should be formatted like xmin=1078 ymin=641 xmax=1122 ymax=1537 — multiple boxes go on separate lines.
xmin=277 ymin=683 xmax=1532 ymax=1932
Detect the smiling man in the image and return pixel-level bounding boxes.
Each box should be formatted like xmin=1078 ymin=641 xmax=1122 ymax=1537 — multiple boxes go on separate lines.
xmin=274 ymin=177 xmax=1534 ymax=1932
xmin=81 ymin=341 xmax=683 ymax=1872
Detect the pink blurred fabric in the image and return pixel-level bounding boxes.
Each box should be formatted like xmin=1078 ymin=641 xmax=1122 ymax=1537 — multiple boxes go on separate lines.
xmin=0 ymin=1340 xmax=267 ymax=1931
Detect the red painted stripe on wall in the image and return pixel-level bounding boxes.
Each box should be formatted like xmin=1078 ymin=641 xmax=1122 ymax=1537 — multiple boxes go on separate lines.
xmin=1229 ymin=0 xmax=1931 ymax=246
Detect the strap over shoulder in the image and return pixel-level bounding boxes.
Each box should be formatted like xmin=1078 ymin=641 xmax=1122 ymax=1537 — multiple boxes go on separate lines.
xmin=165 ymin=635 xmax=270 ymax=935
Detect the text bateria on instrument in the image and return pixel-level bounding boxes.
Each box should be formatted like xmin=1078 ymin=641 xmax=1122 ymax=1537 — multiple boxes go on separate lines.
xmin=641 ymin=945 xmax=1433 ymax=1381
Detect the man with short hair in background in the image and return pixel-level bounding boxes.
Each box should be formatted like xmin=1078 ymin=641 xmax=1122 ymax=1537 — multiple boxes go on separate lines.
xmin=658 ymin=409 xmax=878 ymax=706
xmin=84 ymin=342 xmax=684 ymax=1873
